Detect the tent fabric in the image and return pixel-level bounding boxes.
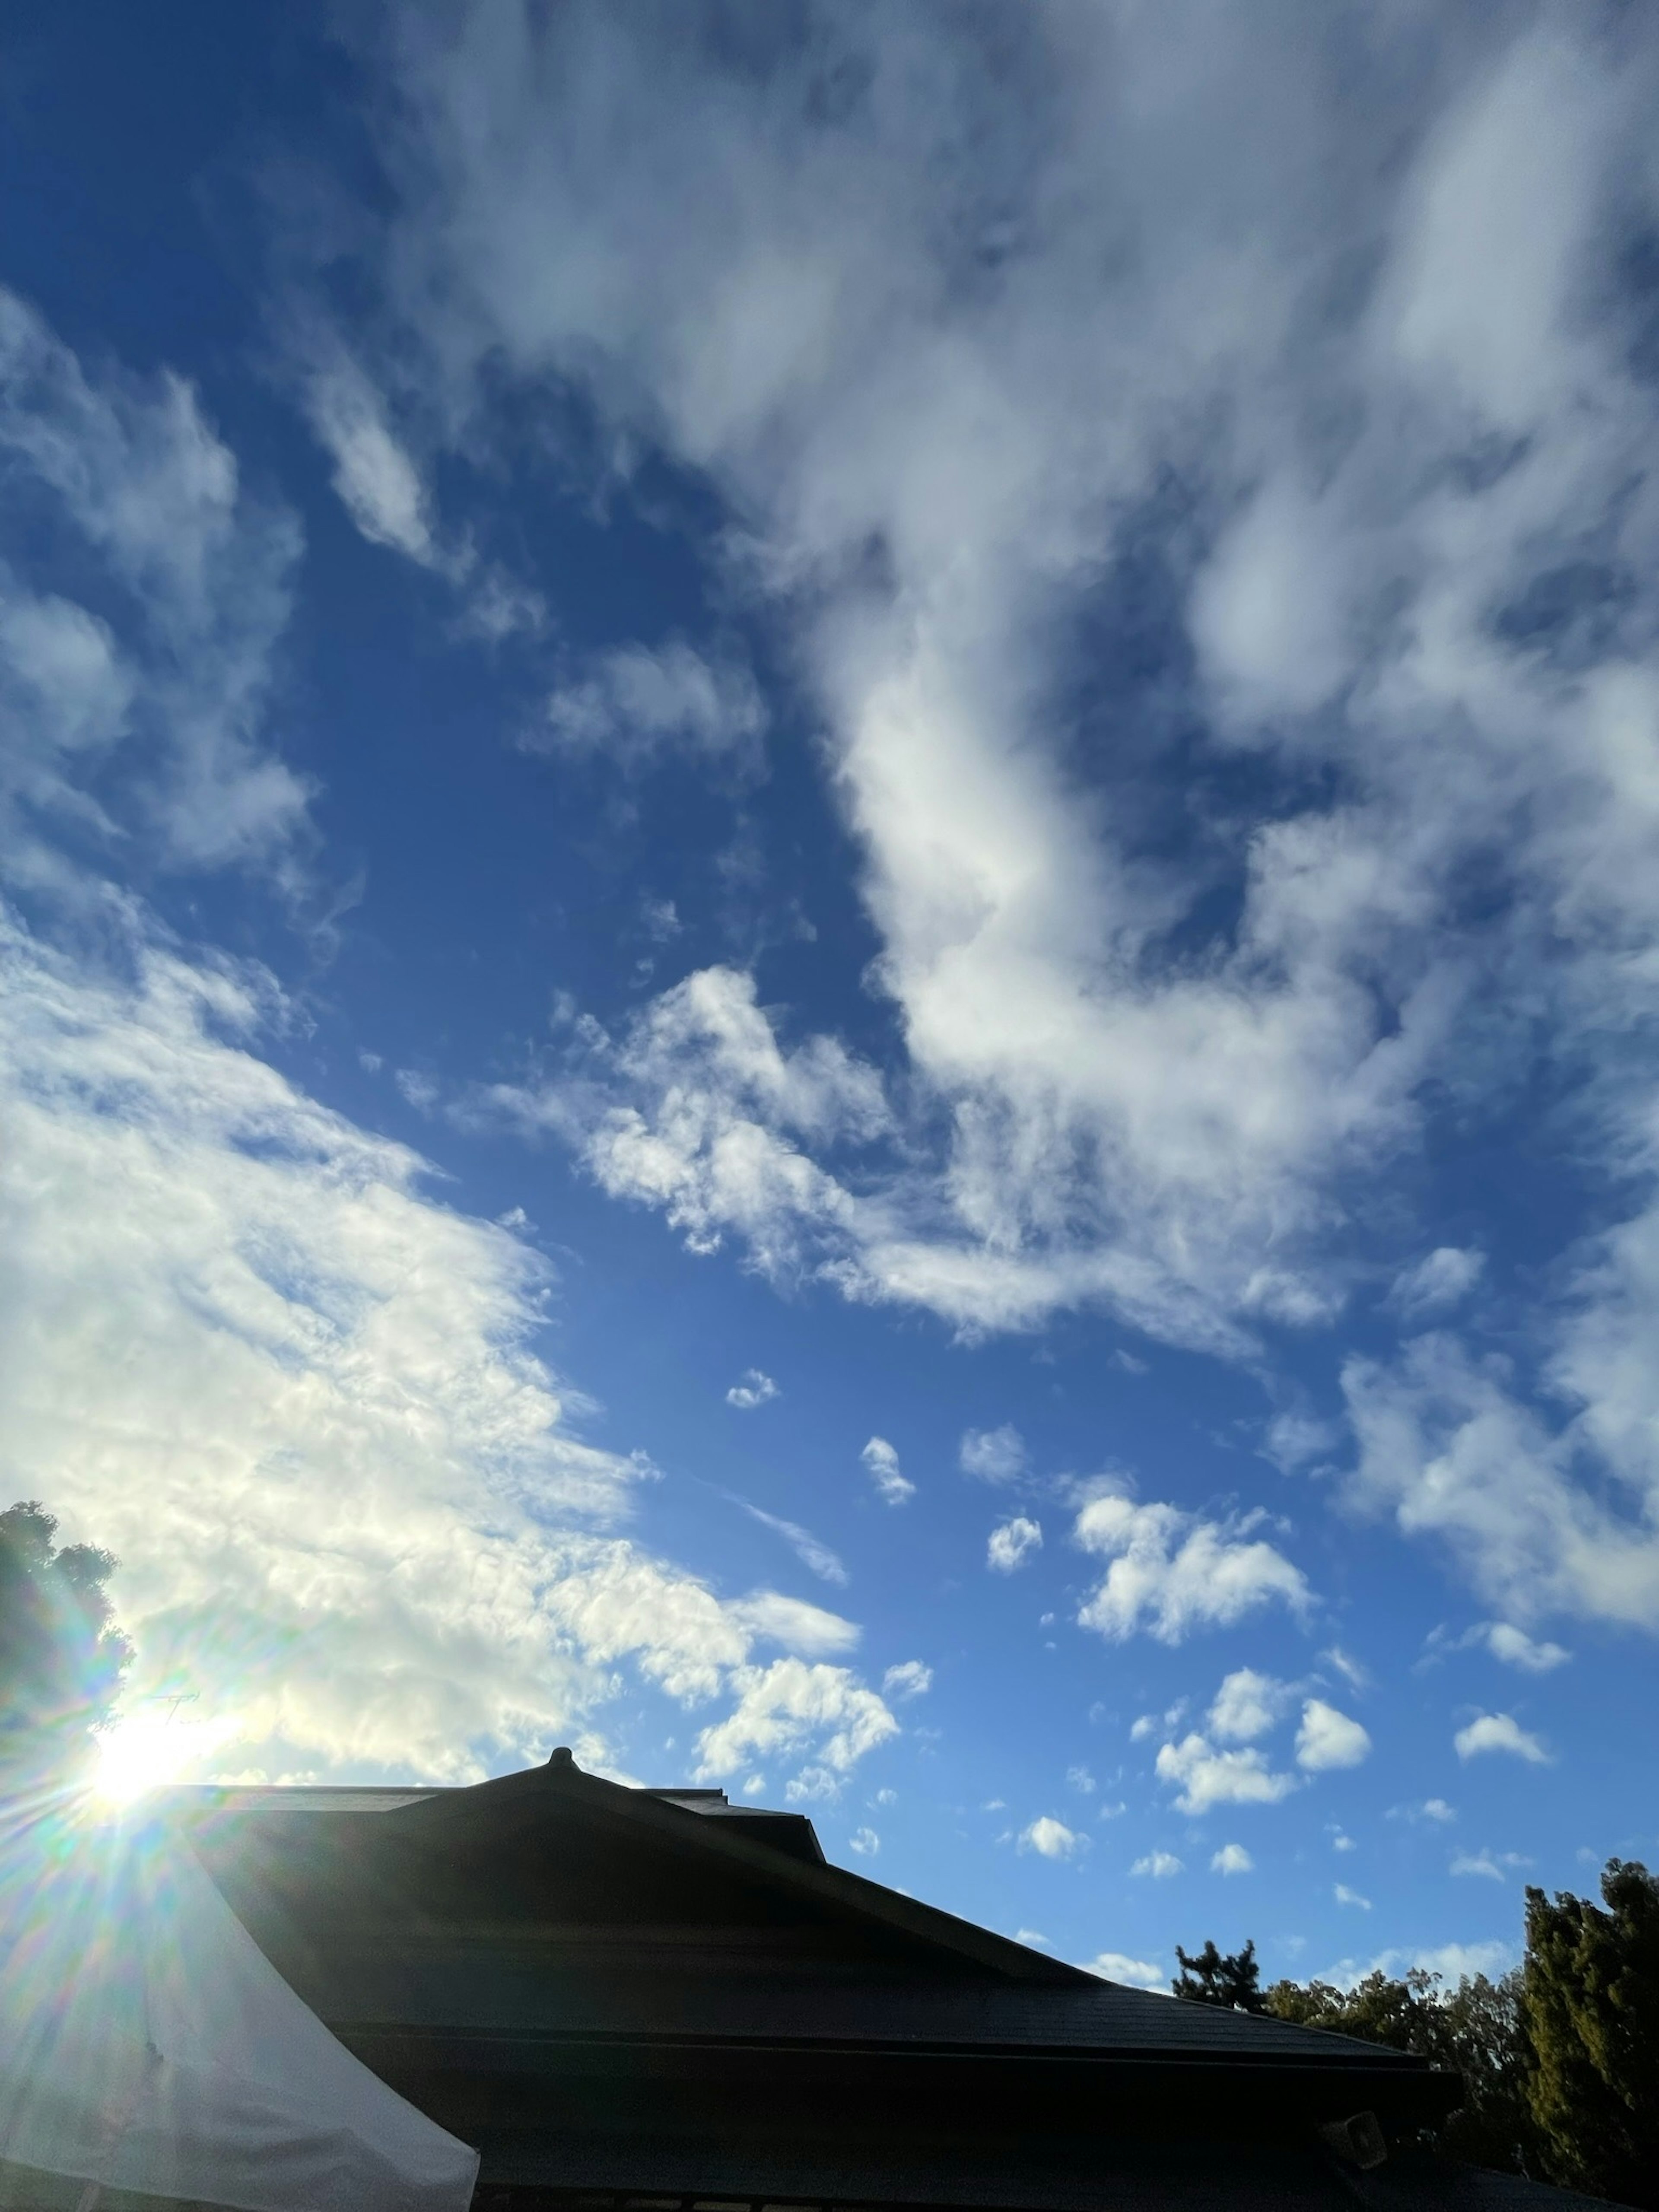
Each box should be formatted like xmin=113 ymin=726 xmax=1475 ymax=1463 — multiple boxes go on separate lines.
xmin=0 ymin=1803 xmax=479 ymax=2212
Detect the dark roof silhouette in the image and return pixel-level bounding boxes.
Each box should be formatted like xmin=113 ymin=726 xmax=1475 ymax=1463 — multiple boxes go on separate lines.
xmin=158 ymin=1752 xmax=1621 ymax=2212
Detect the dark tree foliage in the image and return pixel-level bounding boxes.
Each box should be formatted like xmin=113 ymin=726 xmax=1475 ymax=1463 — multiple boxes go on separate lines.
xmin=1171 ymin=1938 xmax=1264 ymax=2013
xmin=1522 ymin=1860 xmax=1659 ymax=2210
xmin=1180 ymin=1866 xmax=1659 ymax=2196
xmin=0 ymin=1499 xmax=132 ymax=1782
xmin=1261 ymin=1967 xmax=1540 ymax=2175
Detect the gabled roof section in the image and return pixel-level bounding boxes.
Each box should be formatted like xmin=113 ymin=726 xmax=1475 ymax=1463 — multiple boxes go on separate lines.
xmin=387 ymin=1748 xmax=1091 ymax=1986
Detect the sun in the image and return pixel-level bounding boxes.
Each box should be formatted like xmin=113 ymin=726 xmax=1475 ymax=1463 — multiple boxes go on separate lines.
xmin=92 ymin=1709 xmax=235 ymax=1805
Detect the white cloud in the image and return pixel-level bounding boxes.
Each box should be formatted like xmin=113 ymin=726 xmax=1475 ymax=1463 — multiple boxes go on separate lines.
xmin=695 ymin=1656 xmax=899 ymax=1780
xmin=881 ymin=1659 xmax=931 ymax=1700
xmin=1154 ymin=1733 xmax=1298 ymax=1816
xmin=1390 ymin=1797 xmax=1457 ymax=1824
xmin=1208 ymin=1668 xmax=1292 ymax=1744
xmin=1020 ymin=1815 xmax=1083 ymax=1860
xmin=0 ymin=288 xmax=308 ymax=881
xmin=1131 ymin=1852 xmax=1183 ymax=1880
xmin=848 ymin=1825 xmax=880 ymax=1856
xmin=1295 ymin=1700 xmax=1372 ymax=1772
xmin=737 ymin=1503 xmax=848 ymax=1588
xmin=1067 ymin=1764 xmax=1095 ymax=1794
xmin=1321 ymin=1646 xmax=1369 ymax=1692
xmin=1411 ymin=1941 xmax=1515 ymax=1984
xmin=1211 ymin=1843 xmax=1254 ymax=1875
xmin=1014 ymin=1927 xmax=1049 ymax=1948
xmin=538 ymin=639 xmax=766 ymax=774
xmin=1451 ymin=1848 xmax=1530 ymax=1882
xmin=1453 ymin=1712 xmax=1551 ymax=1764
xmin=0 ymin=906 xmax=898 ymax=1782
xmin=861 ymin=1435 xmax=914 ymax=1505
xmin=344 ymin=6 xmax=1617 ymax=1354
xmin=483 ymin=965 xmax=888 ymax=1283
xmin=1481 ymin=1623 xmax=1570 ymax=1673
xmin=725 ymin=1367 xmax=779 ymax=1409
xmin=1335 ymin=1884 xmax=1372 ymax=1911
xmin=300 ymin=351 xmax=436 ymax=564
xmin=987 ymin=1515 xmax=1042 ymax=1573
xmin=304 ymin=6 xmax=1659 ymax=1635
xmin=783 ymin=1765 xmax=840 ymax=1804
xmin=959 ymin=1424 xmax=1028 ymax=1484
xmin=1344 ymin=1332 xmax=1659 ymax=1632
xmin=727 ymin=1592 xmax=860 ymax=1659
xmin=1074 ymin=1491 xmax=1310 ymax=1645
xmin=1086 ymin=1952 xmax=1167 ymax=1991
xmin=1390 ymin=1247 xmax=1486 ymax=1318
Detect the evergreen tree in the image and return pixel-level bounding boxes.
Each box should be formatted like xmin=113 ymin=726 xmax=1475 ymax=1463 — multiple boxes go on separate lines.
xmin=1522 ymin=1859 xmax=1659 ymax=2209
xmin=1171 ymin=1937 xmax=1265 ymax=2012
xmin=0 ymin=1499 xmax=132 ymax=1783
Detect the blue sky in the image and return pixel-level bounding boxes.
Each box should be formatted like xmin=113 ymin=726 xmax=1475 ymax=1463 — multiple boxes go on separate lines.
xmin=3 ymin=0 xmax=1656 ymax=1992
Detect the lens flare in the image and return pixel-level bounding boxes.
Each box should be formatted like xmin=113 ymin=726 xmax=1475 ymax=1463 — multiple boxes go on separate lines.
xmin=92 ymin=1710 xmax=236 ymax=1803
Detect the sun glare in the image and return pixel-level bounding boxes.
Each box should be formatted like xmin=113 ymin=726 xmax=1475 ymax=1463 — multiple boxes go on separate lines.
xmin=93 ymin=1711 xmax=235 ymax=1805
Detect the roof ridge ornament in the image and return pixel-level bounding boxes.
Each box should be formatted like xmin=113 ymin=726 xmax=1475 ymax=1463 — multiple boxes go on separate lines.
xmin=546 ymin=1745 xmax=576 ymax=1770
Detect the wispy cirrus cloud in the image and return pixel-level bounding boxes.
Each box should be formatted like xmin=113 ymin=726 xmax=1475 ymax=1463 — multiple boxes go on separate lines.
xmin=0 ymin=289 xmax=310 ymax=890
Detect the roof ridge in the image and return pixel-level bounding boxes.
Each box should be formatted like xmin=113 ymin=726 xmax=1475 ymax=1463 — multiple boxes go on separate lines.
xmin=399 ymin=1749 xmax=1091 ymax=1989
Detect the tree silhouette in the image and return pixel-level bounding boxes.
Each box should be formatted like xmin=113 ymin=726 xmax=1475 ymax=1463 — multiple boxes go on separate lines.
xmin=0 ymin=1499 xmax=132 ymax=1783
xmin=1171 ymin=1938 xmax=1264 ymax=2012
xmin=1522 ymin=1859 xmax=1659 ymax=2209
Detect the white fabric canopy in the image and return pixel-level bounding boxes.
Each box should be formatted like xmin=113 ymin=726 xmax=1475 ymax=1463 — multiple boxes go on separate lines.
xmin=0 ymin=1802 xmax=479 ymax=2212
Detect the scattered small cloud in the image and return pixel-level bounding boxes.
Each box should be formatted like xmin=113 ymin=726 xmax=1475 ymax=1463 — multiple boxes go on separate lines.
xmin=728 ymin=1591 xmax=860 ymax=1657
xmin=988 ymin=1515 xmax=1043 ymax=1573
xmin=848 ymin=1826 xmax=880 ymax=1856
xmin=1208 ymin=1668 xmax=1293 ymax=1744
xmin=1015 ymin=1927 xmax=1051 ymax=1948
xmin=960 ymin=1424 xmax=1028 ymax=1484
xmin=1130 ymin=1699 xmax=1187 ymax=1744
xmin=1131 ymin=1851 xmax=1184 ymax=1879
xmin=1262 ymin=1410 xmax=1341 ymax=1473
xmin=395 ymin=1068 xmax=439 ymax=1112
xmin=1295 ymin=1699 xmax=1372 ymax=1772
xmin=1390 ymin=1246 xmax=1486 ymax=1318
xmin=1020 ymin=1815 xmax=1085 ymax=1859
xmin=1389 ymin=1797 xmax=1457 ymax=1824
xmin=1212 ymin=1843 xmax=1254 ymax=1875
xmin=1074 ymin=1489 xmax=1311 ymax=1645
xmin=537 ymin=638 xmax=766 ymax=774
xmin=861 ymin=1435 xmax=915 ymax=1505
xmin=726 ymin=1367 xmax=779 ymax=1409
xmin=1156 ymin=1734 xmax=1297 ymax=1815
xmin=1454 ymin=1712 xmax=1551 ymax=1764
xmin=1067 ymin=1763 xmax=1096 ymax=1794
xmin=1320 ymin=1646 xmax=1369 ymax=1692
xmin=1087 ymin=1952 xmax=1166 ymax=1990
xmin=1335 ymin=1884 xmax=1372 ymax=1911
xmin=1329 ymin=1827 xmax=1357 ymax=1853
xmin=882 ymin=1659 xmax=932 ymax=1701
xmin=1481 ymin=1623 xmax=1570 ymax=1673
xmin=1411 ymin=1941 xmax=1515 ymax=1983
xmin=1451 ymin=1848 xmax=1531 ymax=1882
